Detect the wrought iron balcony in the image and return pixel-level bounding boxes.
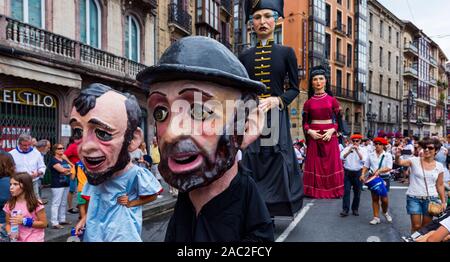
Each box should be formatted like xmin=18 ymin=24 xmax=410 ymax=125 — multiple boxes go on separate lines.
xmin=333 ymin=21 xmax=347 ymax=36
xmin=334 ymin=52 xmax=346 ymax=66
xmin=404 ymin=43 xmax=418 ymax=56
xmin=330 ymin=85 xmax=357 ymax=101
xmin=0 ymin=15 xmax=146 ymax=81
xmin=221 ymin=0 xmax=233 ymax=15
xmin=168 ymin=3 xmax=192 ymax=35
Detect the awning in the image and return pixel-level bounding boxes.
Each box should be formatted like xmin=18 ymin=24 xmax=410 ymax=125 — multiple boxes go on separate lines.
xmin=0 ymin=56 xmax=82 ymax=89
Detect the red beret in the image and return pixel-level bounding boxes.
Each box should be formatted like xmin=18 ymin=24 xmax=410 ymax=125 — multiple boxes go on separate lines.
xmin=299 ymin=139 xmax=305 ymax=143
xmin=350 ymin=134 xmax=363 ymax=140
xmin=373 ymin=137 xmax=388 ymax=145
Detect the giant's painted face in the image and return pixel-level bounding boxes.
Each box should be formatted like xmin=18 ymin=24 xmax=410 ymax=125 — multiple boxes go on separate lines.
xmin=70 ymin=91 xmax=130 ymax=185
xmin=252 ymin=9 xmax=276 ymax=39
xmin=312 ymin=75 xmax=327 ymax=92
xmin=148 ymin=80 xmax=242 ymax=192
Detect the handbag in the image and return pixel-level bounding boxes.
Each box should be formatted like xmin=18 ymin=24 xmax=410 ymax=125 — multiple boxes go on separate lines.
xmin=420 ymin=159 xmax=443 ymax=216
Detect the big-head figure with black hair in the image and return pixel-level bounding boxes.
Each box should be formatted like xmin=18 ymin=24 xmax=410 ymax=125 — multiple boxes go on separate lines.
xmin=302 ymin=64 xmax=345 ymax=199
xmin=70 ymin=83 xmax=162 ymax=242
xmin=138 ymin=36 xmax=274 ymax=242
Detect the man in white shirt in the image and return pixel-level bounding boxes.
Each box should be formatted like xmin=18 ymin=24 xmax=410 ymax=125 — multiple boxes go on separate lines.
xmin=340 ymin=134 xmax=367 ymax=216
xmin=9 ymin=134 xmax=46 ymax=199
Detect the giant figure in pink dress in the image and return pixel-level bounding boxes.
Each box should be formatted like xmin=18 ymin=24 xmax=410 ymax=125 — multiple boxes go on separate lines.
xmin=302 ymin=65 xmax=344 ymax=199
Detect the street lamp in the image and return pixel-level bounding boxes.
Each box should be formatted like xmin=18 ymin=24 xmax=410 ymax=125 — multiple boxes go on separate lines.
xmin=366 ymin=112 xmax=378 ymax=138
xmin=416 ymin=118 xmax=424 ymax=139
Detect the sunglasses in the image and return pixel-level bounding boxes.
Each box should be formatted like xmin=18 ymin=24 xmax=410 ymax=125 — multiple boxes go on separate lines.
xmin=56 ymin=147 xmax=64 ymax=150
xmin=352 ymin=140 xmax=361 ymax=143
xmin=374 ymin=142 xmax=383 ymax=146
xmin=424 ymin=146 xmax=435 ymax=151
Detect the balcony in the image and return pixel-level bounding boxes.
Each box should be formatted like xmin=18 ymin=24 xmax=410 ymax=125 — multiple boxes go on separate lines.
xmin=0 ymin=16 xmax=146 ymax=81
xmin=168 ymin=3 xmax=192 ymax=35
xmin=333 ymin=21 xmax=347 ymax=37
xmin=430 ymin=97 xmax=437 ymax=106
xmin=403 ymin=66 xmax=418 ymax=78
xmin=404 ymin=43 xmax=418 ymax=56
xmin=330 ymin=85 xmax=357 ymax=101
xmin=430 ymin=78 xmax=437 ymax=87
xmin=429 ymin=56 xmax=438 ymax=67
xmin=221 ymin=0 xmax=233 ymax=15
xmin=334 ymin=52 xmax=346 ymax=66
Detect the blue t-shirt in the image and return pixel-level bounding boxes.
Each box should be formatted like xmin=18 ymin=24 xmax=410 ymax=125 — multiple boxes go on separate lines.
xmin=49 ymin=157 xmax=70 ymax=188
xmin=0 ymin=177 xmax=11 ymax=223
xmin=82 ymin=164 xmax=162 ymax=242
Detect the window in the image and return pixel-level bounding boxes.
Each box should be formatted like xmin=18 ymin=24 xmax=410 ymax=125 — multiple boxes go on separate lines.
xmin=369 ymin=12 xmax=373 ymax=32
xmin=125 ymin=15 xmax=140 ymax=62
xmin=379 ymin=20 xmax=383 ymax=38
xmin=369 ymin=70 xmax=373 ymax=92
xmin=369 ymin=41 xmax=372 ymax=62
xmin=379 ymin=74 xmax=383 ymax=95
xmin=379 ymin=101 xmax=382 ymax=121
xmin=388 ymin=51 xmax=391 ymax=71
xmin=387 ymin=104 xmax=391 ymax=122
xmin=346 ymin=73 xmax=351 ymax=91
xmin=396 ymin=32 xmax=399 ymax=48
xmin=325 ymin=33 xmax=331 ymax=59
xmin=347 ymin=0 xmax=351 ymax=10
xmin=396 ymin=105 xmax=399 ymax=123
xmin=80 ymin=0 xmax=102 ymax=48
xmin=388 ymin=26 xmax=391 ymax=43
xmin=336 ymin=10 xmax=342 ymax=30
xmin=337 ymin=0 xmax=342 ymax=5
xmin=347 ymin=17 xmax=352 ymax=37
xmin=388 ymin=78 xmax=391 ymax=96
xmin=11 ymin=0 xmax=45 ymax=28
xmin=325 ymin=4 xmax=331 ymax=27
xmin=396 ymin=56 xmax=399 ymax=74
xmin=337 ymin=69 xmax=343 ymax=93
xmin=379 ymin=47 xmax=383 ymax=67
xmin=345 ymin=108 xmax=350 ymax=123
xmin=347 ymin=43 xmax=352 ymax=67
xmin=274 ymin=26 xmax=282 ymax=44
xmin=396 ymin=81 xmax=399 ymax=99
xmin=205 ymin=0 xmax=219 ymax=31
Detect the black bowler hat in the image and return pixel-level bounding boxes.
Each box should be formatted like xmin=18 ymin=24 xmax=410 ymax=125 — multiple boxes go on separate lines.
xmin=245 ymin=0 xmax=284 ymax=22
xmin=137 ymin=36 xmax=265 ymax=94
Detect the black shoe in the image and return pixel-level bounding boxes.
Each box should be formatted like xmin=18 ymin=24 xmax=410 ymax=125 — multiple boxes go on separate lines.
xmin=340 ymin=210 xmax=349 ymax=217
xmin=352 ymin=210 xmax=359 ymax=216
xmin=68 ymin=208 xmax=79 ymax=214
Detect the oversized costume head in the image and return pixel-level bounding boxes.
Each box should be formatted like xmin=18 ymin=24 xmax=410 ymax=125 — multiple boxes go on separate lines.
xmin=137 ymin=36 xmax=265 ymax=193
xmin=308 ymin=64 xmax=333 ymax=99
xmin=245 ymin=0 xmax=284 ymax=23
xmin=70 ymin=83 xmax=143 ymax=185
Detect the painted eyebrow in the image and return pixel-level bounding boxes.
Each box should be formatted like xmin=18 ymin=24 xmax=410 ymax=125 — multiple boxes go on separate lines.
xmin=88 ymin=118 xmax=114 ymax=132
xmin=69 ymin=118 xmax=78 ymax=125
xmin=178 ymin=88 xmax=213 ymax=98
xmin=148 ymin=91 xmax=167 ymax=98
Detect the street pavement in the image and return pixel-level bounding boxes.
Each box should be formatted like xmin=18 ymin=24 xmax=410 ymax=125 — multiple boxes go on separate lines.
xmin=140 ymin=181 xmax=414 ymax=242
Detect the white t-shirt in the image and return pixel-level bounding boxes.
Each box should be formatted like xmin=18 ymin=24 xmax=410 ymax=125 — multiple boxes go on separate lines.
xmin=406 ymin=157 xmax=444 ymax=197
xmin=440 ymin=216 xmax=450 ymax=232
xmin=294 ymin=147 xmax=303 ymax=164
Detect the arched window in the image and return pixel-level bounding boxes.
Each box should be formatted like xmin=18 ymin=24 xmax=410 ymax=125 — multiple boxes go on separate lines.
xmin=11 ymin=0 xmax=45 ymax=28
xmin=80 ymin=0 xmax=101 ymax=48
xmin=125 ymin=15 xmax=140 ymax=62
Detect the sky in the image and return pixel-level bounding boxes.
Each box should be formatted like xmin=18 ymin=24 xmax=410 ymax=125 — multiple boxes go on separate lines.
xmin=377 ymin=0 xmax=450 ymax=59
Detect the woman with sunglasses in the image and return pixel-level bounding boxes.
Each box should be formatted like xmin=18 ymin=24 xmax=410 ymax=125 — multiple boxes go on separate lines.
xmin=360 ymin=137 xmax=393 ymax=225
xmin=48 ymin=144 xmax=71 ymax=229
xmin=395 ymin=137 xmax=447 ymax=233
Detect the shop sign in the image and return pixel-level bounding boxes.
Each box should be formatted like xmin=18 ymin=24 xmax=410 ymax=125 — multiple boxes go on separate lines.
xmin=0 ymin=88 xmax=57 ymax=108
xmin=0 ymin=126 xmax=31 ymax=151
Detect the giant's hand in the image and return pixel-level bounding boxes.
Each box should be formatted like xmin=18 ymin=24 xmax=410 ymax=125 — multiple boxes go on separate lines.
xmin=307 ymin=129 xmax=323 ymax=140
xmin=258 ymin=97 xmax=280 ymax=113
xmin=322 ymin=128 xmax=335 ymax=142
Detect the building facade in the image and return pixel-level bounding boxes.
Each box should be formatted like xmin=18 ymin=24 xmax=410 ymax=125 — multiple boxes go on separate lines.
xmin=0 ymin=0 xmax=158 ymax=150
xmin=367 ymin=0 xmax=403 ymax=138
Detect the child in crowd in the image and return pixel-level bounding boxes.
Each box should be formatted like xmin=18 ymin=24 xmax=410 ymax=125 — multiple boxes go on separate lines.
xmin=3 ymin=172 xmax=48 ymax=242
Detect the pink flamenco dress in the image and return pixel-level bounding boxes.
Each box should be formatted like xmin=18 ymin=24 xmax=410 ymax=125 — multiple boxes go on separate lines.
xmin=302 ymin=93 xmax=344 ymax=199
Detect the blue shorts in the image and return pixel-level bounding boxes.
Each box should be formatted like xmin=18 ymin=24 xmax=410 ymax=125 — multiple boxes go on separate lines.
xmin=406 ymin=195 xmax=440 ymax=215
xmin=69 ymin=178 xmax=78 ymax=193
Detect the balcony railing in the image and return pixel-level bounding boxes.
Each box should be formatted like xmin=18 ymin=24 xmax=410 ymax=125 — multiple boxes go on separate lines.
xmin=221 ymin=0 xmax=233 ymax=15
xmin=404 ymin=43 xmax=418 ymax=55
xmin=168 ymin=3 xmax=192 ymax=35
xmin=335 ymin=52 xmax=346 ymax=66
xmin=330 ymin=85 xmax=357 ymax=101
xmin=430 ymin=78 xmax=437 ymax=87
xmin=430 ymin=98 xmax=437 ymax=106
xmin=403 ymin=66 xmax=418 ymax=77
xmin=429 ymin=56 xmax=438 ymax=67
xmin=1 ymin=16 xmax=146 ymax=80
xmin=333 ymin=21 xmax=347 ymax=36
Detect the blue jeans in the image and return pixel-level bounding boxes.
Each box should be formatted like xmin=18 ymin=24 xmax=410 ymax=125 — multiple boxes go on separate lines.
xmin=406 ymin=195 xmax=440 ymax=215
xmin=342 ymin=169 xmax=362 ymax=212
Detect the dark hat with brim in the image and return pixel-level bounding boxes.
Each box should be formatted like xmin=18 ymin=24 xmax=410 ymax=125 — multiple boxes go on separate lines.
xmin=245 ymin=0 xmax=284 ymax=22
xmin=137 ymin=36 xmax=266 ymax=94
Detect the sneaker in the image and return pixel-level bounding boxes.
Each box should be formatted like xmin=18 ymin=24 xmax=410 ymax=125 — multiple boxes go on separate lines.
xmin=352 ymin=210 xmax=359 ymax=216
xmin=52 ymin=224 xmax=64 ymax=229
xmin=68 ymin=208 xmax=79 ymax=214
xmin=369 ymin=217 xmax=381 ymax=225
xmin=339 ymin=210 xmax=349 ymax=217
xmin=384 ymin=212 xmax=393 ymax=223
xmin=157 ymin=195 xmax=163 ymax=199
xmin=401 ymin=236 xmax=414 ymax=242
